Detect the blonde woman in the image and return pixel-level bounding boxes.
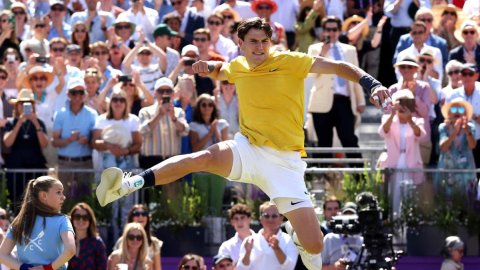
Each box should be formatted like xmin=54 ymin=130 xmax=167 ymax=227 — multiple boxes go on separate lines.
xmin=108 ymin=223 xmax=152 ymax=270
xmin=173 ymin=75 xmax=196 ymax=154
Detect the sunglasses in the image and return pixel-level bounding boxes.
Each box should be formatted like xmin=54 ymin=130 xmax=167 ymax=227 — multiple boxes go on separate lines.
xmin=450 ymin=106 xmax=466 ymax=114
xmin=398 ymin=65 xmax=416 ymax=69
xmin=31 ymin=76 xmax=47 ymax=81
xmin=223 ymin=15 xmax=234 ymax=20
xmin=257 ymin=4 xmax=272 ymax=10
xmin=93 ymin=51 xmax=109 ymax=56
xmin=123 ymin=82 xmax=136 ymax=88
xmin=12 ymin=10 xmax=26 ymax=16
xmin=69 ymin=90 xmax=85 ymax=96
xmin=418 ymin=58 xmax=432 ymax=64
xmin=111 ymin=97 xmax=127 ymax=103
xmin=411 ymin=31 xmax=425 ymax=35
xmin=75 ymin=28 xmax=87 ymax=33
xmin=139 ymin=51 xmax=152 ymax=56
xmin=52 ymin=47 xmax=65 ymax=52
xmin=0 ymin=75 xmax=7 ymax=80
xmin=418 ymin=18 xmax=433 ymax=23
xmin=132 ymin=211 xmax=148 ymax=217
xmin=0 ymin=214 xmax=7 ymax=220
xmin=461 ymin=71 xmax=476 ymax=77
xmin=171 ymin=1 xmax=183 ymax=6
xmin=201 ymin=103 xmax=214 ymax=108
xmin=324 ymin=27 xmax=338 ymax=32
xmin=261 ymin=213 xmax=280 ymax=219
xmin=127 ymin=234 xmax=143 ymax=241
xmin=442 ymin=11 xmax=456 ymax=16
xmin=0 ymin=19 xmax=8 ymax=23
xmin=157 ymin=89 xmax=173 ymax=94
xmin=72 ymin=214 xmax=90 ymax=221
xmin=35 ymin=23 xmax=47 ymax=28
xmin=194 ymin=37 xmax=208 ymax=42
xmin=115 ymin=24 xmax=131 ymax=30
xmin=463 ymin=30 xmax=476 ymax=35
xmin=51 ymin=6 xmax=65 ymax=12
xmin=447 ymin=70 xmax=461 ymax=76
xmin=208 ymin=20 xmax=222 ymax=26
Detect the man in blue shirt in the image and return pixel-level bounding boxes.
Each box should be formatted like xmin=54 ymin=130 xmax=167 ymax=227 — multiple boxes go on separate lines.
xmin=69 ymin=0 xmax=115 ymax=42
xmin=52 ymin=77 xmax=98 ymax=200
xmin=48 ymin=1 xmax=72 ymax=40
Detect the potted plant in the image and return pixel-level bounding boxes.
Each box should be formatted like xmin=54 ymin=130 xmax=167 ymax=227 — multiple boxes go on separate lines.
xmin=149 ymin=180 xmax=207 ymax=256
xmin=401 ymin=181 xmax=480 ymax=256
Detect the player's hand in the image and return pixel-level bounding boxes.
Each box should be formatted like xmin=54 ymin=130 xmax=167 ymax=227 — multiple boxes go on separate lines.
xmin=192 ymin=60 xmax=211 ymax=77
xmin=370 ymin=86 xmax=392 ymax=109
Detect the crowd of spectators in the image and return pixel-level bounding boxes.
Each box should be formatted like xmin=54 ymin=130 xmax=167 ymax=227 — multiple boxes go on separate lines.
xmin=0 ymin=0 xmax=479 ymax=268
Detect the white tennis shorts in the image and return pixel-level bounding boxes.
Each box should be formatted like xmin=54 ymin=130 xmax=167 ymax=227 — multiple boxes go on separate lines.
xmin=226 ymin=133 xmax=313 ymax=214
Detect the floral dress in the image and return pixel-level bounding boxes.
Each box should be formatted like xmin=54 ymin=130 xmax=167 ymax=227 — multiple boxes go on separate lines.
xmin=437 ymin=122 xmax=477 ymax=198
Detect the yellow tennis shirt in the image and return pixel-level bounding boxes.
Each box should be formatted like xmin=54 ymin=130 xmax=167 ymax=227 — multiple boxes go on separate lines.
xmin=223 ymin=51 xmax=315 ymax=155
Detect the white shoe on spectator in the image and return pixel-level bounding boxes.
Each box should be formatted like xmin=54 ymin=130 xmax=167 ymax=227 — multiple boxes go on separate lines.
xmin=285 ymin=221 xmax=323 ymax=270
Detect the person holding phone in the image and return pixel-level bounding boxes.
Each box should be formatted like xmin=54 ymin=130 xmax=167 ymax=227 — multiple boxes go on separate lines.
xmin=377 ymin=89 xmax=426 ymax=217
xmin=3 ymin=89 xmax=49 ymax=204
xmin=138 ymin=77 xmax=189 ymax=169
xmin=122 ymin=32 xmax=167 ymax=93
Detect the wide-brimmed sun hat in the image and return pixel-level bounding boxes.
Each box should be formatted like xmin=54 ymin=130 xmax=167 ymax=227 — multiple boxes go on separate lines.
xmin=342 ymin=15 xmax=369 ymax=38
xmin=23 ymin=65 xmax=54 ymax=89
xmin=454 ymin=20 xmax=479 ymax=43
xmin=394 ymin=54 xmax=420 ymax=68
xmin=251 ymin=0 xmax=278 ymax=14
xmin=9 ymin=88 xmax=35 ymax=104
xmin=441 ymin=97 xmax=473 ymax=119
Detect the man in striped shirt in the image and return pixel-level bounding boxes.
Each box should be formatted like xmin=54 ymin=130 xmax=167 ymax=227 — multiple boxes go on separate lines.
xmin=138 ymin=77 xmax=189 ymax=169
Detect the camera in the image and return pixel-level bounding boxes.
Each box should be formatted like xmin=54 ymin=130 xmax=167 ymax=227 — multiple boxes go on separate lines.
xmin=23 ymin=102 xmax=32 ymax=115
xmin=118 ymin=75 xmax=132 ymax=82
xmin=330 ymin=192 xmax=402 ymax=270
xmin=35 ymin=56 xmax=48 ymax=64
xmin=184 ymin=59 xmax=195 ymax=66
xmin=162 ymin=96 xmax=171 ymax=104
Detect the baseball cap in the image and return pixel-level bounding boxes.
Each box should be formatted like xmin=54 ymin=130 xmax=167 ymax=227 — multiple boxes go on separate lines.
xmin=341 ymin=202 xmax=357 ymax=215
xmin=154 ymin=77 xmax=174 ymax=90
xmin=213 ymin=254 xmax=233 ymax=266
xmin=461 ymin=63 xmax=478 ymax=73
xmin=67 ymin=77 xmax=86 ymax=91
xmin=153 ymin=24 xmax=178 ymax=37
xmin=66 ymin=44 xmax=82 ymax=53
xmin=181 ymin=44 xmax=199 ymax=56
xmin=50 ymin=0 xmax=65 ymax=7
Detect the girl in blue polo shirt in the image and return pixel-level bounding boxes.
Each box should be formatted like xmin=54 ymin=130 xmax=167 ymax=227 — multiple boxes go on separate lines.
xmin=0 ymin=176 xmax=75 ymax=270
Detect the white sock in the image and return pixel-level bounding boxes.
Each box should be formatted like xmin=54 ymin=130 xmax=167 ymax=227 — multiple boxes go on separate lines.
xmin=121 ymin=175 xmax=145 ymax=190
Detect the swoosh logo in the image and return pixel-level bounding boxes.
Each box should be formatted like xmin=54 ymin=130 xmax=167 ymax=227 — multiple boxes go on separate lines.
xmin=290 ymin=201 xmax=303 ymax=206
xmin=269 ymin=68 xmax=279 ymax=72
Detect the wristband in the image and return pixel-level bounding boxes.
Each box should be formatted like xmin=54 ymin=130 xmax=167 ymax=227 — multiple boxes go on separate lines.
xmin=20 ymin=264 xmax=34 ymax=270
xmin=138 ymin=169 xmax=156 ymax=188
xmin=359 ymin=74 xmax=382 ymax=94
xmin=43 ymin=264 xmax=54 ymax=270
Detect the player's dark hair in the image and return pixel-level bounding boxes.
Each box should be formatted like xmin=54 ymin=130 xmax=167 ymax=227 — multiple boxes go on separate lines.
xmin=237 ymin=17 xmax=272 ymax=41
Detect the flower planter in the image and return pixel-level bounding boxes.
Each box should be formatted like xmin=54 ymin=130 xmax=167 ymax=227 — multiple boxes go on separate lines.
xmin=155 ymin=226 xmax=206 ymax=257
xmin=407 ymin=225 xmax=479 ymax=256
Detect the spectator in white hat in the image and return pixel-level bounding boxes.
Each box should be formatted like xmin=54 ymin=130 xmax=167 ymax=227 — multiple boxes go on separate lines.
xmin=52 ymin=77 xmax=98 ymax=201
xmin=138 ymin=77 xmax=189 ymax=169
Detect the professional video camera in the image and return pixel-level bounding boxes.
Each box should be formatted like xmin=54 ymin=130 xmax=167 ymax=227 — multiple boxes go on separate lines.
xmin=330 ymin=192 xmax=402 ymax=270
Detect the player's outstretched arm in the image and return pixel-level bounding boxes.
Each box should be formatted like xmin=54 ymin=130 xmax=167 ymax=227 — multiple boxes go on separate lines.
xmin=309 ymin=56 xmax=392 ymax=109
xmin=192 ymin=60 xmax=228 ymax=81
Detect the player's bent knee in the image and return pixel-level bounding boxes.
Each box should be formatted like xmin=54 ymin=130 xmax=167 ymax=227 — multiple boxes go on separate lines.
xmin=303 ymin=239 xmax=323 ymax=254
